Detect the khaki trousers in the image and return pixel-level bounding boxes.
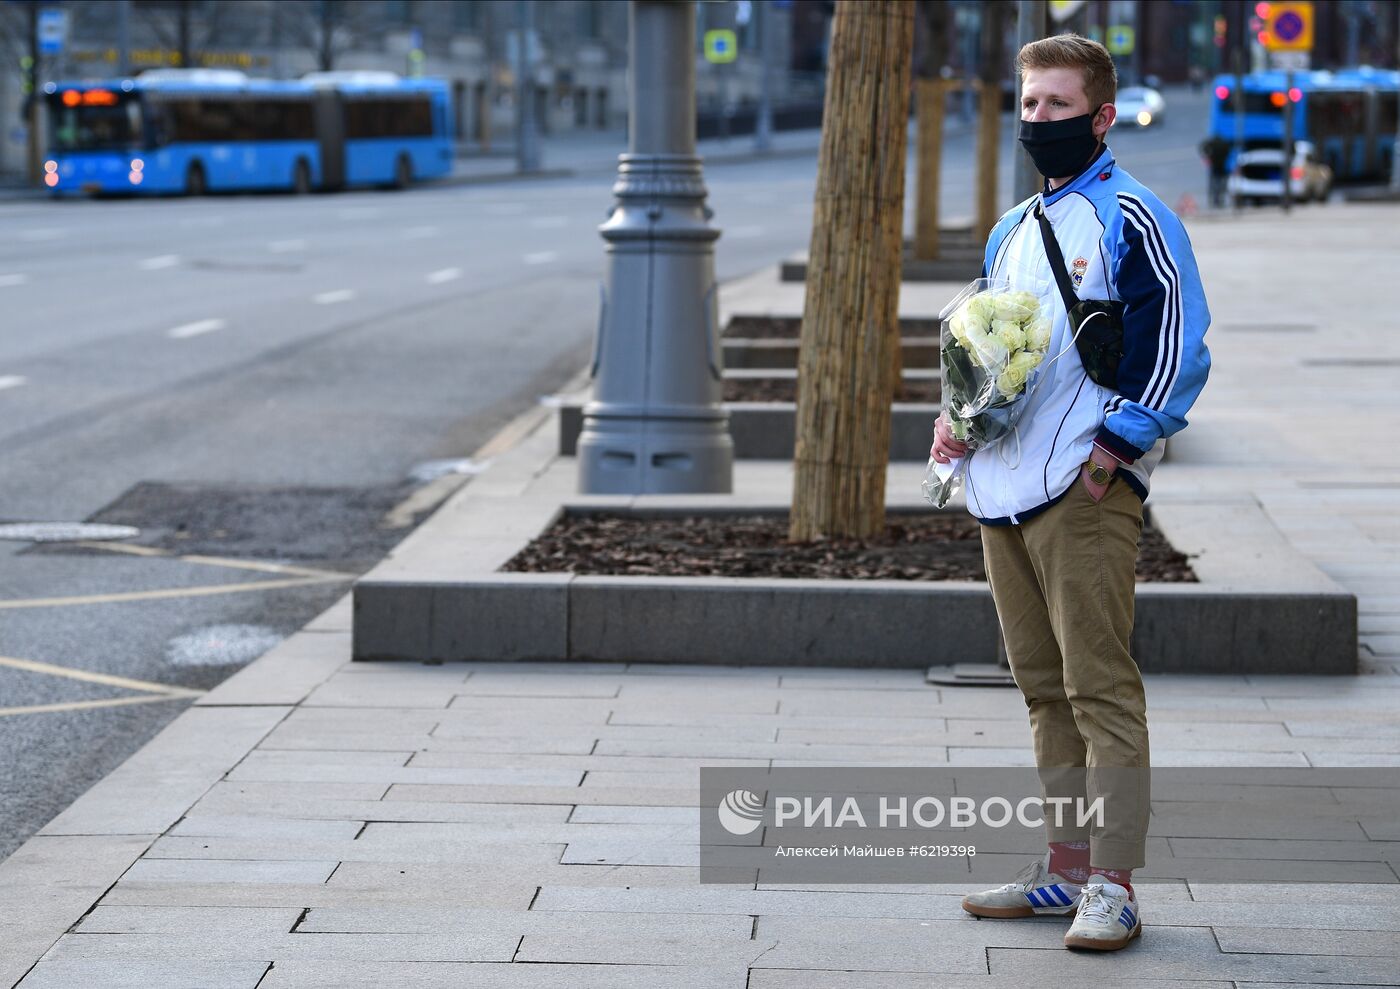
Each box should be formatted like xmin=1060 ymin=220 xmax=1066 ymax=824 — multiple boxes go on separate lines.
xmin=980 ymin=475 xmax=1151 ymax=870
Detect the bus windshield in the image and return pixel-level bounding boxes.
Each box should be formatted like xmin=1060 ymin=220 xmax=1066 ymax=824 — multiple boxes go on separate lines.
xmin=47 ymin=89 xmax=144 ymax=152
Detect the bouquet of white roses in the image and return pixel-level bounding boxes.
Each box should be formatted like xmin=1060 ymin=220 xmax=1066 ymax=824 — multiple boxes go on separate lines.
xmin=922 ymin=278 xmax=1053 ymax=508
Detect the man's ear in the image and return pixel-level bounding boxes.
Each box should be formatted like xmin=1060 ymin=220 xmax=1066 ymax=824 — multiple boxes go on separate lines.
xmin=1094 ymin=102 xmax=1117 ymax=138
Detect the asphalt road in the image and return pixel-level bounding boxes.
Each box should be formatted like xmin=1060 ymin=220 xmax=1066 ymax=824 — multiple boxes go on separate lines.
xmin=0 ymin=87 xmax=1221 ymax=861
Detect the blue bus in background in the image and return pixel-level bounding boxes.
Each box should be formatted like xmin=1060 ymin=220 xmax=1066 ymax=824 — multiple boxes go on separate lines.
xmin=1209 ymin=68 xmax=1399 ymax=183
xmin=43 ymin=69 xmax=452 ymax=197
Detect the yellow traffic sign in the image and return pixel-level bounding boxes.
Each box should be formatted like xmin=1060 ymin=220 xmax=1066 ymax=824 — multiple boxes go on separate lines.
xmin=704 ymin=29 xmax=737 ymax=64
xmin=1106 ymin=25 xmax=1135 ymax=56
xmin=1263 ymin=2 xmax=1313 ymax=51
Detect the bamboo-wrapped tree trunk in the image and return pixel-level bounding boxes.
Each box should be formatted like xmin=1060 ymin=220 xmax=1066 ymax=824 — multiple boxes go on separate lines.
xmin=914 ymin=0 xmax=951 ymax=260
xmin=975 ymin=1 xmax=1006 ymax=241
xmin=790 ymin=0 xmax=915 ymax=543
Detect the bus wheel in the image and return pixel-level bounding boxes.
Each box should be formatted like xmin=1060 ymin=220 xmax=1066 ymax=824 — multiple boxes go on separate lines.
xmin=293 ymin=159 xmax=311 ymax=195
xmin=185 ymin=163 xmax=206 ymax=197
xmin=393 ymin=154 xmax=412 ymax=190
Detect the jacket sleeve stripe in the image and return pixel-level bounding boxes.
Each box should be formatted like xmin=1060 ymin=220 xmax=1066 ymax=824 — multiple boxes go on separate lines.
xmin=1117 ymin=194 xmax=1183 ymax=411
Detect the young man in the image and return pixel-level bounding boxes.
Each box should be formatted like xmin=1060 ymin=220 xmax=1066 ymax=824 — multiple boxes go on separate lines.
xmin=931 ymin=35 xmax=1211 ymax=951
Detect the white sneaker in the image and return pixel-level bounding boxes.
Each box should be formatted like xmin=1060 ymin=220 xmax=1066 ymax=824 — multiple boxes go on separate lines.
xmin=961 ymin=853 xmax=1084 ymax=919
xmin=1063 ymin=877 xmax=1142 ymax=950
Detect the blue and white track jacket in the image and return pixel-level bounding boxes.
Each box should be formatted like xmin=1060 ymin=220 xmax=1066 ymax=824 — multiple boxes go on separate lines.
xmin=965 ymin=145 xmax=1212 ymax=525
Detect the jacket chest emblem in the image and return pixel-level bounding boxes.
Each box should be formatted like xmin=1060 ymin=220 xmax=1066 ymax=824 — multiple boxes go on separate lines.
xmin=1071 ymin=256 xmax=1089 ymax=287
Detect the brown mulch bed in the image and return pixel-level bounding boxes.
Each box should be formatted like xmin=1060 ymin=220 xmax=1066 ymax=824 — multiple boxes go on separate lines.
xmin=723 ymin=315 xmax=940 ymax=339
xmin=724 ymin=377 xmax=941 ymax=404
xmin=501 ymin=513 xmax=1198 ymax=583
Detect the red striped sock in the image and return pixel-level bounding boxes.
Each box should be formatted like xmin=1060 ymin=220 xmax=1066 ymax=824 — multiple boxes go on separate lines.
xmin=1048 ymin=841 xmax=1090 ymax=883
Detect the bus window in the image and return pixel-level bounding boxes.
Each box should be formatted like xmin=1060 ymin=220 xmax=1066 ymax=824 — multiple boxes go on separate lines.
xmin=344 ymin=97 xmax=435 ymax=139
xmin=1218 ymin=89 xmax=1284 ymax=115
xmin=47 ymin=91 xmax=144 ymax=151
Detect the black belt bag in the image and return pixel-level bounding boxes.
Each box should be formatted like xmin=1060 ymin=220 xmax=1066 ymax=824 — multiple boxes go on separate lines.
xmin=1035 ymin=204 xmax=1124 ymax=389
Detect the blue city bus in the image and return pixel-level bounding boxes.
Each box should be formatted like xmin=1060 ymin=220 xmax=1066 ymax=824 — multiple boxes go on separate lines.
xmin=43 ymin=69 xmax=452 ymax=197
xmin=1209 ymin=68 xmax=1400 ymax=182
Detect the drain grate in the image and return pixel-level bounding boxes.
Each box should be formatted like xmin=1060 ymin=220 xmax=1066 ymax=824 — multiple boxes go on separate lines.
xmin=0 ymin=522 xmax=140 ymax=543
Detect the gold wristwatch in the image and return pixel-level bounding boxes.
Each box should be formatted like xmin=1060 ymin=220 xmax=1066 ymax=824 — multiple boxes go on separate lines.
xmin=1083 ymin=460 xmax=1113 ymax=486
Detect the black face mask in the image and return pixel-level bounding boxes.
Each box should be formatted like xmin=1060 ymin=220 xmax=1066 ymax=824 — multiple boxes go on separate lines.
xmin=1018 ymin=108 xmax=1104 ymax=180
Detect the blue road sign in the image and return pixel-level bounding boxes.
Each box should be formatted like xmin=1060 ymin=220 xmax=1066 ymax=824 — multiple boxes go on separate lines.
xmin=37 ymin=8 xmax=66 ymax=56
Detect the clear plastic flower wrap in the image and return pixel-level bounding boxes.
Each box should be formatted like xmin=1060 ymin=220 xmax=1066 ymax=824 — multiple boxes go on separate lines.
xmin=922 ymin=277 xmax=1053 ymax=508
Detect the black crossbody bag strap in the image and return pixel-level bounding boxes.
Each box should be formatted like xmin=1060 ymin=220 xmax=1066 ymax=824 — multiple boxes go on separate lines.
xmin=1033 ymin=200 xmax=1125 ymax=389
xmin=1035 ymin=202 xmax=1081 ymax=314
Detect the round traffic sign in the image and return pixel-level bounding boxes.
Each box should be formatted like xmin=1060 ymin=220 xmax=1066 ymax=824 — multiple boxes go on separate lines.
xmin=1274 ymin=11 xmax=1304 ymax=42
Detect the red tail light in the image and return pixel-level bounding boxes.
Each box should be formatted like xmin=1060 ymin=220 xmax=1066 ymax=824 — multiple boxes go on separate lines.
xmin=1290 ymin=166 xmax=1305 ymax=180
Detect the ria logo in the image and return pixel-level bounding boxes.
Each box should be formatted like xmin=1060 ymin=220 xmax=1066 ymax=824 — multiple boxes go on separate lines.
xmin=716 ymin=788 xmax=765 ymax=835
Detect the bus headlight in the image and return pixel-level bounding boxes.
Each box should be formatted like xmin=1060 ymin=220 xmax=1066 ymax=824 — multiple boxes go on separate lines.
xmin=44 ymin=173 xmax=59 ymax=188
xmin=1136 ymin=110 xmax=1152 ymax=126
xmin=44 ymin=160 xmax=57 ymax=174
xmin=129 ymin=170 xmax=143 ymax=185
xmin=130 ymin=159 xmax=144 ymax=172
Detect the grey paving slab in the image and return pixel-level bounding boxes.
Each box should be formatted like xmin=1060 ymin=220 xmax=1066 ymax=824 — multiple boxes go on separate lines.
xmin=750 ymin=976 xmax=1232 ymax=989
xmin=122 ymin=859 xmax=338 ymax=885
xmin=261 ymin=730 xmax=600 ymax=755
xmin=258 ymin=960 xmax=749 ymax=989
xmin=191 ymin=793 xmax=575 ymax=826
xmin=567 ymin=806 xmax=700 ymax=824
xmin=1187 ymin=881 xmax=1400 ymax=903
xmin=405 ymin=750 xmax=771 ymax=772
xmin=223 ymin=760 xmax=585 ymax=787
xmin=1214 ymin=926 xmax=1400 ymax=956
xmin=511 ymin=931 xmax=988 ymax=974
xmin=169 ymin=816 xmax=366 ymax=841
xmin=103 ymin=878 xmax=536 ymax=910
xmin=297 ymin=906 xmax=752 ymax=939
xmin=0 ymin=834 xmax=157 ymax=989
xmin=588 ymin=738 xmax=952 ymax=762
xmin=325 ymin=860 xmax=754 ymax=892
xmin=195 ymin=632 xmax=351 ymax=707
xmin=75 ymin=905 xmax=303 ymax=935
xmin=38 ymin=706 xmax=292 ymax=836
xmin=355 ymin=821 xmax=701 ymax=846
xmin=1166 ymin=837 xmax=1400 ymax=862
xmin=145 ymin=834 xmax=565 ymax=866
xmin=383 ymin=782 xmax=700 ymax=807
xmin=989 ymin=925 xmax=1400 ymax=982
xmin=531 ymin=884 xmax=969 ymax=919
xmin=43 ymin=931 xmax=518 ymax=963
xmin=302 ymin=593 xmax=353 ymax=634
xmin=756 ymin=913 xmax=1086 ymax=949
xmin=17 ymin=959 xmax=271 ymax=989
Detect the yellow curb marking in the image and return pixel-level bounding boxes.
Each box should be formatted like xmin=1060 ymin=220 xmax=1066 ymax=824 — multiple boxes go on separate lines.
xmin=0 ymin=655 xmax=204 ymax=697
xmin=72 ymin=541 xmax=353 ymax=580
xmin=0 ymin=575 xmax=347 ymax=610
xmin=0 ymin=694 xmax=193 ymax=718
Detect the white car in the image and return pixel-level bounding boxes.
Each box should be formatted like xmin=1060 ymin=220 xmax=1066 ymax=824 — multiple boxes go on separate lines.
xmin=1227 ymin=140 xmax=1333 ymax=205
xmin=1114 ymin=87 xmax=1166 ymax=128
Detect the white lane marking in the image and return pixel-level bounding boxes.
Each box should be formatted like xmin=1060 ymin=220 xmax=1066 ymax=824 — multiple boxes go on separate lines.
xmin=402 ymin=225 xmax=438 ymax=239
xmin=168 ymin=319 xmax=225 ymax=340
xmin=0 ymin=376 xmax=26 ymax=391
xmin=313 ymin=289 xmax=356 ymax=305
xmin=268 ymin=239 xmax=307 ymax=253
xmin=727 ymin=225 xmax=765 ymax=239
xmin=18 ymin=228 xmax=65 ymax=242
xmin=139 ymin=254 xmax=180 ymax=270
xmin=426 ymin=267 xmax=461 ymax=284
xmin=530 ymin=216 xmax=567 ymax=229
xmin=0 ymin=274 xmax=29 ymax=288
xmin=524 ymin=251 xmax=558 ymax=265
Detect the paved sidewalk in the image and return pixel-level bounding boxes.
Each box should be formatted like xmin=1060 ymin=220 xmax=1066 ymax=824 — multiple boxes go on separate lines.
xmin=1 ymin=205 xmax=1399 ymax=987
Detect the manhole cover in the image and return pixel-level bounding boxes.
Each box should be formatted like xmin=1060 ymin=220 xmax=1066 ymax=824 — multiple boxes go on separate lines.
xmin=0 ymin=522 xmax=141 ymax=543
xmin=166 ymin=624 xmax=284 ymax=667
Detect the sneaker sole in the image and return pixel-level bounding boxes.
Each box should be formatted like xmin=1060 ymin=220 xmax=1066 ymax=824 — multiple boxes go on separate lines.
xmin=1064 ymin=919 xmax=1142 ymax=950
xmin=962 ymin=899 xmax=1079 ymax=919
